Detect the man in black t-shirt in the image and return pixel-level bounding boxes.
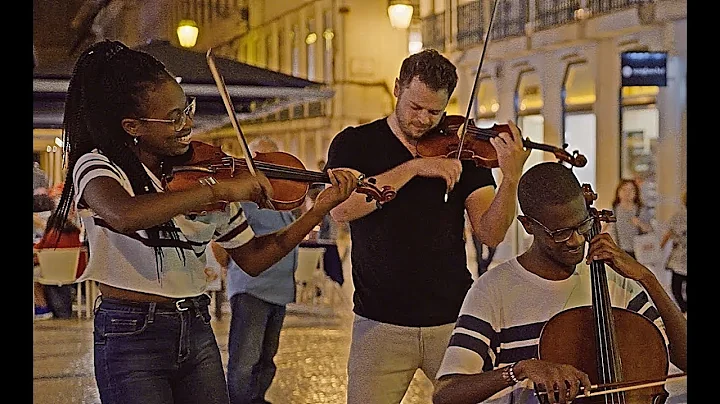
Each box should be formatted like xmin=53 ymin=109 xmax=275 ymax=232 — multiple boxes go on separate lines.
xmin=325 ymin=49 xmax=530 ymax=404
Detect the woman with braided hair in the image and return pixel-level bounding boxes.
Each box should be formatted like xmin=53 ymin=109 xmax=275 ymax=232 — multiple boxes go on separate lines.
xmin=43 ymin=40 xmax=358 ymax=404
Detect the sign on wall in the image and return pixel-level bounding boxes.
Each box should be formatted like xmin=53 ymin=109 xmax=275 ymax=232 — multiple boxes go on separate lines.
xmin=621 ymin=51 xmax=667 ymax=87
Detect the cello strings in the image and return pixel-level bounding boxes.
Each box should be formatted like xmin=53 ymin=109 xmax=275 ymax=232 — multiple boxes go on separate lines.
xmin=589 ymin=218 xmax=626 ymax=404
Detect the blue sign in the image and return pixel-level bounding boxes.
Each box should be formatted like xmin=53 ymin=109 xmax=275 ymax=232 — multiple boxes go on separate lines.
xmin=621 ymin=52 xmax=667 ymax=87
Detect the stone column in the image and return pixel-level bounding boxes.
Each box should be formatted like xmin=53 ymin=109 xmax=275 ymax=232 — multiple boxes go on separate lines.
xmin=655 ymin=20 xmax=687 ymax=222
xmin=593 ymin=38 xmax=621 ymax=210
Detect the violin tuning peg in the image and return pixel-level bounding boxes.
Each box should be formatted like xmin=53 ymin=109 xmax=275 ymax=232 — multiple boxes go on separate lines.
xmin=366 ymin=195 xmax=373 ymax=203
xmin=368 ymin=177 xmax=377 ymax=184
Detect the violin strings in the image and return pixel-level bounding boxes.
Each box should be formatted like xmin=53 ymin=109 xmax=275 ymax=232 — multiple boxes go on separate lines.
xmin=230 ymin=158 xmax=329 ymax=182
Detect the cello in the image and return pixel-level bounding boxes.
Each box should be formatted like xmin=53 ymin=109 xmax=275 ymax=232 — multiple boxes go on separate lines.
xmin=536 ymin=184 xmax=672 ymax=404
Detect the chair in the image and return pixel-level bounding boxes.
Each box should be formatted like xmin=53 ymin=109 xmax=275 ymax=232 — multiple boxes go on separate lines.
xmin=34 ymin=247 xmax=93 ymax=319
xmin=295 ymin=247 xmax=325 ymax=304
xmin=35 ymin=248 xmax=81 ymax=285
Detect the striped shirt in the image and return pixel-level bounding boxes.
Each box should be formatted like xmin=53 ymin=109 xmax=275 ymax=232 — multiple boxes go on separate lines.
xmin=436 ymin=258 xmax=667 ymax=403
xmin=73 ymin=151 xmax=255 ymax=298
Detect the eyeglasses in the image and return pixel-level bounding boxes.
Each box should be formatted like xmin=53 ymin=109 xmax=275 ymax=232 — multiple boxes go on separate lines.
xmin=521 ymin=215 xmax=595 ymax=243
xmin=136 ymin=97 xmax=196 ymax=132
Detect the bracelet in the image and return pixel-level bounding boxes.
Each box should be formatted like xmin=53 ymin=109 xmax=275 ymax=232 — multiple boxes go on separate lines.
xmin=501 ymin=362 xmax=522 ymax=386
xmin=508 ymin=362 xmax=522 ymax=384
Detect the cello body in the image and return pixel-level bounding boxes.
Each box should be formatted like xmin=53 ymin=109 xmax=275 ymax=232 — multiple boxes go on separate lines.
xmin=537 ymin=184 xmax=671 ymax=404
xmin=539 ymin=306 xmax=669 ymax=403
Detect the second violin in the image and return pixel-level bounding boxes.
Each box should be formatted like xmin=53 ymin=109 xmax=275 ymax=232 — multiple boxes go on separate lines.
xmin=162 ymin=140 xmax=396 ymax=213
xmin=416 ymin=114 xmax=588 ymax=168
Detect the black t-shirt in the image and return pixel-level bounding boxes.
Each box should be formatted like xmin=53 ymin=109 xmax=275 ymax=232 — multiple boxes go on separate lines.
xmin=325 ymin=118 xmax=496 ymax=326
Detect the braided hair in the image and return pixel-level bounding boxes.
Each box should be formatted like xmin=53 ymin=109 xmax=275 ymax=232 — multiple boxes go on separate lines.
xmin=45 ymin=40 xmax=185 ymax=280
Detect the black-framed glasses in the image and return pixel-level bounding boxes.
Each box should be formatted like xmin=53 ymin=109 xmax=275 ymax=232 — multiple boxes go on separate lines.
xmin=521 ymin=214 xmax=594 ymax=243
xmin=136 ymin=97 xmax=196 ymax=132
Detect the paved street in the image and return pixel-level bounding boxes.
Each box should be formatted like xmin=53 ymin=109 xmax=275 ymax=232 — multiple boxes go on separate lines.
xmin=32 ymin=304 xmax=434 ymax=404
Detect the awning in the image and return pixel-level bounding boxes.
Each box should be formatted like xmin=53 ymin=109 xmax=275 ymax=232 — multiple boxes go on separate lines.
xmin=33 ymin=40 xmax=334 ymax=132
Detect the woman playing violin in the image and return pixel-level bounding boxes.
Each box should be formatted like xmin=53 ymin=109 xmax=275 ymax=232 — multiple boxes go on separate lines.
xmin=44 ymin=40 xmax=357 ymax=404
xmin=325 ymin=48 xmax=530 ymax=404
xmin=433 ymin=162 xmax=687 ymax=404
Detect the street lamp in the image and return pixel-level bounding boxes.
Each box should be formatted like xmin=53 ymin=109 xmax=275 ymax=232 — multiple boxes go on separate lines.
xmin=177 ymin=20 xmax=199 ymax=48
xmin=387 ymin=0 xmax=414 ymax=30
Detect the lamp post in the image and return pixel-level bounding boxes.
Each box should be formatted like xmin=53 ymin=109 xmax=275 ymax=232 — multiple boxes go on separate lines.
xmin=177 ymin=20 xmax=199 ymax=48
xmin=387 ymin=0 xmax=414 ymax=30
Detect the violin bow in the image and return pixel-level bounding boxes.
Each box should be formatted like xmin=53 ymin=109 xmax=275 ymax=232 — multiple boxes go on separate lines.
xmin=534 ymin=372 xmax=687 ymax=400
xmin=206 ymin=48 xmax=274 ymax=208
xmin=444 ymin=0 xmax=500 ymax=202
xmin=206 ymin=49 xmax=257 ymax=176
xmin=456 ymin=0 xmax=500 ymax=157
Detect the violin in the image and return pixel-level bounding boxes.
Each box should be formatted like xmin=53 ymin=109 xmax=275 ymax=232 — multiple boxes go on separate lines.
xmin=536 ymin=184 xmax=672 ymax=404
xmin=162 ymin=140 xmax=396 ymax=213
xmin=164 ymin=49 xmax=397 ymax=215
xmin=415 ymin=114 xmax=588 ymax=168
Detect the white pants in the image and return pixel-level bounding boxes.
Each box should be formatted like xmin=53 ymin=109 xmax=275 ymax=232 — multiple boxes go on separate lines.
xmin=346 ymin=314 xmax=455 ymax=404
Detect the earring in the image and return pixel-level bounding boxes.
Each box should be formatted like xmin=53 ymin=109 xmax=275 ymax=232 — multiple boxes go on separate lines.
xmin=133 ymin=137 xmax=139 ymax=146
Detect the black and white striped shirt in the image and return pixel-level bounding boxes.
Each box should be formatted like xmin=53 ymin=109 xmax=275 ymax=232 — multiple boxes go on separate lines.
xmin=436 ymin=258 xmax=666 ymax=403
xmin=73 ymin=151 xmax=255 ymax=298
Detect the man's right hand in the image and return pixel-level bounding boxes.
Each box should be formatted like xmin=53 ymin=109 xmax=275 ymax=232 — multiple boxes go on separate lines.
xmin=410 ymin=157 xmax=463 ymax=194
xmin=514 ymin=359 xmax=592 ymax=404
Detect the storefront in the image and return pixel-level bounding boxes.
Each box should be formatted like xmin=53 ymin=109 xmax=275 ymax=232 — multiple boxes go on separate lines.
xmin=620 ymin=85 xmax=660 ymax=220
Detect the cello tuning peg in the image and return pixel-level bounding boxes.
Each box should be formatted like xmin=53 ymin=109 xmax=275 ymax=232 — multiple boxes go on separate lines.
xmin=562 ymin=143 xmax=569 ymax=149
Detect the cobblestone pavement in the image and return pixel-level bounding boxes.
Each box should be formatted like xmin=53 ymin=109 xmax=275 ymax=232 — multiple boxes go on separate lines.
xmin=32 ymin=304 xmax=687 ymax=404
xmin=32 ymin=305 xmax=434 ymax=404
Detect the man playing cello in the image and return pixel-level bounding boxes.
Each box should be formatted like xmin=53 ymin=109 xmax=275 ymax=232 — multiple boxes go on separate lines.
xmin=433 ymin=162 xmax=687 ymax=404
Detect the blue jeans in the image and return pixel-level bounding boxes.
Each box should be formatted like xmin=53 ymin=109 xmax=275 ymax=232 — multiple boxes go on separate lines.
xmin=93 ymin=295 xmax=229 ymax=404
xmin=226 ymin=293 xmax=286 ymax=404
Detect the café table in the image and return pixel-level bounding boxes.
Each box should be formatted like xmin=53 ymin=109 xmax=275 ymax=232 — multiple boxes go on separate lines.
xmin=299 ymin=238 xmax=343 ymax=285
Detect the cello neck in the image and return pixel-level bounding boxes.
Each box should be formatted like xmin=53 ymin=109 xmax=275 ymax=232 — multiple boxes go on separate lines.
xmin=587 ymin=210 xmax=625 ymax=389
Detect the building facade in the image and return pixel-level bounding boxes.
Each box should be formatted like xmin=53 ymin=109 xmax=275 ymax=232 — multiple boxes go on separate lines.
xmin=33 ymin=0 xmax=686 ymax=259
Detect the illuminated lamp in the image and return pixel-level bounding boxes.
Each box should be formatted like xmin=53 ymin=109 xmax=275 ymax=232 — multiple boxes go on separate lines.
xmin=177 ymin=20 xmax=199 ymax=48
xmin=388 ymin=1 xmax=414 ymax=29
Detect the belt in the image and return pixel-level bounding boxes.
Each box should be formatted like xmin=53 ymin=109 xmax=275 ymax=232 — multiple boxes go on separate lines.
xmin=100 ymin=293 xmax=211 ymax=312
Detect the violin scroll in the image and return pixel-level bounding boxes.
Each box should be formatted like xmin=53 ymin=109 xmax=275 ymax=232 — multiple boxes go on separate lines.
xmin=356 ymin=175 xmax=397 ymax=209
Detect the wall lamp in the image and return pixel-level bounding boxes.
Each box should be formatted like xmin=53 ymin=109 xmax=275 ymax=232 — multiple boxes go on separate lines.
xmin=177 ymin=20 xmax=199 ymax=48
xmin=388 ymin=0 xmax=414 ymax=29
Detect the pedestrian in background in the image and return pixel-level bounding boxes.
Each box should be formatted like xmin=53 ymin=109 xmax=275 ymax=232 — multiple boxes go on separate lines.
xmin=661 ymin=190 xmax=687 ymax=314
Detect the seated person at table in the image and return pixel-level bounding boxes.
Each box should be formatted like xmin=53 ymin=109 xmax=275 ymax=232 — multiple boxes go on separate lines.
xmin=223 ymin=136 xmax=302 ymax=404
xmin=34 ymin=214 xmax=87 ymax=319
xmin=433 ymin=162 xmax=687 ymax=404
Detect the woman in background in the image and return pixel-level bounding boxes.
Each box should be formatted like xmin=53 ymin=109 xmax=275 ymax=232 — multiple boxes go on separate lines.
xmin=604 ymin=179 xmax=654 ymax=258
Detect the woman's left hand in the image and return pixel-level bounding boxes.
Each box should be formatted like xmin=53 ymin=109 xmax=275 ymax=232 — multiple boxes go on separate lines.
xmin=312 ymin=169 xmax=358 ymax=213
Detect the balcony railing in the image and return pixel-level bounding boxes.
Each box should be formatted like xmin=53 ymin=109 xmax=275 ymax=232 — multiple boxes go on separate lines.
xmin=534 ymin=0 xmax=579 ymax=30
xmin=457 ymin=1 xmax=485 ymax=48
xmin=491 ymin=0 xmax=527 ymax=40
xmin=588 ymin=0 xmax=654 ymax=16
xmin=429 ymin=0 xmax=659 ymax=46
xmin=422 ymin=11 xmax=446 ymax=51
